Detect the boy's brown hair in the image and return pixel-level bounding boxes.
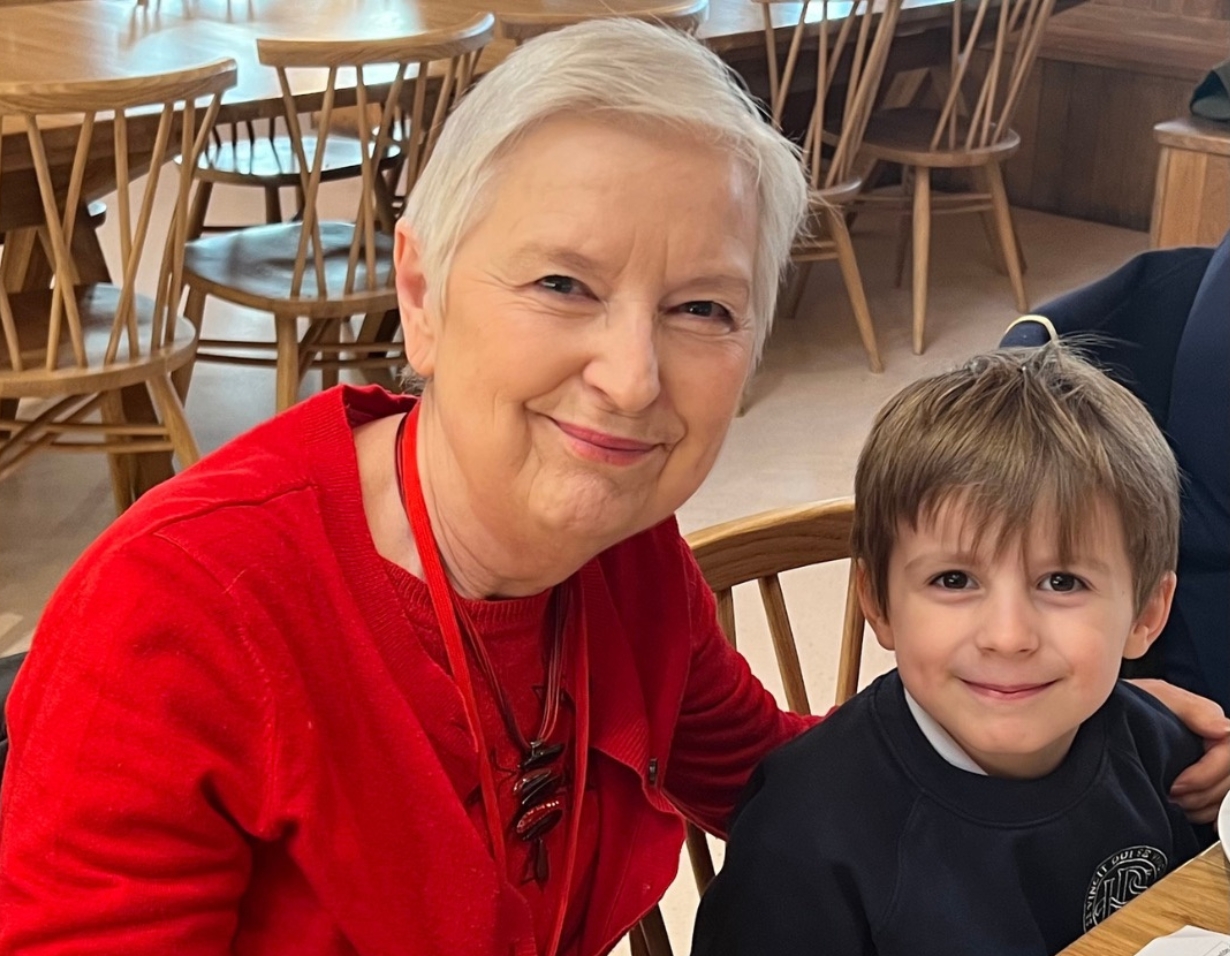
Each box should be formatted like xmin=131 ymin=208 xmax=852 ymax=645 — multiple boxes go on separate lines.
xmin=852 ymin=343 xmax=1180 ymax=617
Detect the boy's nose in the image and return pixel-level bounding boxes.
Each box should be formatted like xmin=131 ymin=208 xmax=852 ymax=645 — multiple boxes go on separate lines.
xmin=974 ymin=588 xmax=1041 ymax=655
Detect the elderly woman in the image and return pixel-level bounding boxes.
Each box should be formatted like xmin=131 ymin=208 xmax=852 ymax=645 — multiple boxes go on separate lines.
xmin=0 ymin=19 xmax=1226 ymax=956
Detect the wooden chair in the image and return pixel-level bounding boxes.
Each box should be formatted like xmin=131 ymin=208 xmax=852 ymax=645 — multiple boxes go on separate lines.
xmin=496 ymin=0 xmax=708 ymax=43
xmin=0 ymin=59 xmax=236 ymax=512
xmin=625 ymin=498 xmax=866 ymax=956
xmin=183 ymin=115 xmax=380 ymax=240
xmin=762 ymin=0 xmax=903 ymax=374
xmin=682 ymin=497 xmax=866 ymax=893
xmin=178 ymin=14 xmax=494 ymax=411
xmin=857 ymin=0 xmax=1058 ymax=354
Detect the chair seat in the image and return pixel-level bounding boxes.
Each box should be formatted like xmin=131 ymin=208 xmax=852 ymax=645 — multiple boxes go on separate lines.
xmin=0 ymin=285 xmax=197 ymax=399
xmin=182 ymin=221 xmax=397 ymax=318
xmin=860 ymin=108 xmax=1022 ymax=168
xmin=189 ymin=134 xmax=399 ymax=187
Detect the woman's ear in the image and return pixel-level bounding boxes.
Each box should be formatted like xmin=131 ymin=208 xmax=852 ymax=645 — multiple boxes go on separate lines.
xmin=395 ymin=220 xmax=437 ymax=379
xmin=856 ymin=560 xmax=895 ymax=652
xmin=1124 ymin=571 xmax=1177 ymax=660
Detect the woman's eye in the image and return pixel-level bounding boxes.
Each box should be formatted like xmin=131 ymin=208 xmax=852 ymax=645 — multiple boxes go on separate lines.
xmin=676 ymin=300 xmax=734 ymax=322
xmin=1040 ymin=573 xmax=1084 ymax=593
xmin=537 ymin=275 xmax=584 ymax=296
xmin=932 ymin=571 xmax=973 ymax=590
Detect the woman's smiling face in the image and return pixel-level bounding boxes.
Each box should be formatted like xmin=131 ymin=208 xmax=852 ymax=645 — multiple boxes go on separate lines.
xmin=396 ymin=114 xmax=761 ymax=555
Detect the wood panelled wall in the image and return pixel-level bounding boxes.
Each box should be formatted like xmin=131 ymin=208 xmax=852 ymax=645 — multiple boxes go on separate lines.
xmin=994 ymin=0 xmax=1230 ymax=230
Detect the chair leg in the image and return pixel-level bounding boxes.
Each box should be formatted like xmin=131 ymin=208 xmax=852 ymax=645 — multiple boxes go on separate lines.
xmin=781 ymin=260 xmax=812 ymax=321
xmin=0 ymin=399 xmax=16 ymax=442
xmin=320 ymin=319 xmax=340 ymax=391
xmin=186 ymin=180 xmax=214 ymax=240
xmin=100 ymin=390 xmax=137 ymax=514
xmin=147 ymin=375 xmax=201 ymax=469
xmin=910 ymin=166 xmax=932 ymax=355
xmin=894 ymin=167 xmax=912 ymax=289
xmin=986 ymin=161 xmax=1028 ymax=313
xmin=355 ymin=307 xmax=402 ymax=388
xmin=275 ymin=316 xmax=301 ymax=412
xmin=976 ymin=166 xmax=1010 ymax=277
xmin=264 ymin=186 xmax=283 ymax=225
xmin=172 ymin=287 xmax=209 ymax=402
xmin=635 ymin=905 xmax=675 ymax=956
xmin=685 ymin=821 xmax=717 ymax=892
xmin=823 ymin=205 xmax=883 ymax=373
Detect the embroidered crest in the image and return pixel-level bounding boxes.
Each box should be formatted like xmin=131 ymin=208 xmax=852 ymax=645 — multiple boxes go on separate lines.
xmin=1082 ymin=845 xmax=1168 ymax=931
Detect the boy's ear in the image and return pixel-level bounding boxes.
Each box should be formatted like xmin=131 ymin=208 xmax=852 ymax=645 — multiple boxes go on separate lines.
xmin=856 ymin=560 xmax=895 ymax=652
xmin=395 ymin=219 xmax=437 ymax=379
xmin=1123 ymin=571 xmax=1177 ymax=660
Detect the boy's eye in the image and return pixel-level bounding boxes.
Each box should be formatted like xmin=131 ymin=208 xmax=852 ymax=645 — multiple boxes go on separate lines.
xmin=1040 ymin=573 xmax=1084 ymax=593
xmin=932 ymin=571 xmax=974 ymax=590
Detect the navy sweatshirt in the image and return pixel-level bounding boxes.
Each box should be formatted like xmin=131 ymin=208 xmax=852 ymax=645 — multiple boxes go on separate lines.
xmin=691 ymin=672 xmax=1212 ymax=956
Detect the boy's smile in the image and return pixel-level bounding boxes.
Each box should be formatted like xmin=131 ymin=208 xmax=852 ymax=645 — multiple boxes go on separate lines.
xmin=864 ymin=495 xmax=1175 ymax=779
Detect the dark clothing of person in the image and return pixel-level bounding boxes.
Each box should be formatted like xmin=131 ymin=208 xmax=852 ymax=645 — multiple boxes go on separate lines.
xmin=691 ymin=671 xmax=1212 ymax=956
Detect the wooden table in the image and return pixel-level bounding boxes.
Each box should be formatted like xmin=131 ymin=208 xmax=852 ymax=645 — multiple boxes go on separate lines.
xmin=1059 ymin=845 xmax=1230 ymax=955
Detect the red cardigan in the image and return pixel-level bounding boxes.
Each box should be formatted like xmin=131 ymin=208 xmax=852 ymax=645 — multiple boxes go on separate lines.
xmin=0 ymin=387 xmax=811 ymax=956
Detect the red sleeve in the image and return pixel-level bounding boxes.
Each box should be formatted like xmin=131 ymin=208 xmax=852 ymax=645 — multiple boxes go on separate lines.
xmin=662 ymin=539 xmax=816 ymax=838
xmin=0 ymin=534 xmax=280 ymax=954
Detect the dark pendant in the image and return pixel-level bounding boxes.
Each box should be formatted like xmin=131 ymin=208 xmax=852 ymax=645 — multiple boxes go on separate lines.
xmin=521 ymin=740 xmax=564 ymax=771
xmin=514 ymin=768 xmax=561 ymax=809
xmin=515 ymin=795 xmax=565 ymax=842
xmin=533 ymin=838 xmax=549 ymax=884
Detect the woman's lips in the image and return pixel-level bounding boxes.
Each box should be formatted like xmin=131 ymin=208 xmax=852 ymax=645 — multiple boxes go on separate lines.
xmin=961 ymin=680 xmax=1056 ymax=702
xmin=552 ymin=420 xmax=658 ymax=465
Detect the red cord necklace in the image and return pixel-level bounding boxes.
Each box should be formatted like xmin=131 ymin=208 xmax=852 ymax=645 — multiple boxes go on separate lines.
xmin=395 ymin=405 xmax=591 ymax=956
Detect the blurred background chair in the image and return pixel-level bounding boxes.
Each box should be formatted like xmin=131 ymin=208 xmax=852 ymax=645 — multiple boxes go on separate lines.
xmin=860 ymin=0 xmax=1058 ymax=354
xmin=1000 ymin=230 xmax=1230 ymax=713
xmin=0 ymin=59 xmax=236 ymax=512
xmin=496 ymin=0 xmax=708 ymax=43
xmin=178 ymin=15 xmax=493 ymax=411
xmin=762 ymin=0 xmax=904 ymax=373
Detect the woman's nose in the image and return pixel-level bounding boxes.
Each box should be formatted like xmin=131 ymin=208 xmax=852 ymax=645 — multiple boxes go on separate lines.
xmin=974 ymin=587 xmax=1041 ymax=655
xmin=582 ymin=305 xmax=662 ymax=413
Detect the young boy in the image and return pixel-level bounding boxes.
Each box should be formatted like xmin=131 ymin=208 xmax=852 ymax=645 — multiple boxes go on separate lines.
xmin=690 ymin=344 xmax=1214 ymax=956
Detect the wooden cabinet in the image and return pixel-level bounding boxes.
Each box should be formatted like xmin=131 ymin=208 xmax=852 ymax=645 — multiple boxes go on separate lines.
xmin=1151 ymin=116 xmax=1230 ymax=247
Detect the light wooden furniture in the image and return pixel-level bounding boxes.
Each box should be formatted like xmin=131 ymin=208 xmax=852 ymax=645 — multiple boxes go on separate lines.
xmin=765 ymin=0 xmax=904 ymax=373
xmin=681 ymin=498 xmax=867 ymax=892
xmin=497 ymin=0 xmax=708 ymax=41
xmin=859 ymin=0 xmax=1058 ymax=354
xmin=184 ymin=117 xmax=376 ymax=239
xmin=1000 ymin=0 xmax=1230 ymax=231
xmin=1058 ymin=844 xmax=1230 ymax=955
xmin=0 ymin=58 xmax=236 ymax=510
xmin=179 ymin=16 xmax=493 ymax=411
xmin=1151 ymin=116 xmax=1230 ymax=249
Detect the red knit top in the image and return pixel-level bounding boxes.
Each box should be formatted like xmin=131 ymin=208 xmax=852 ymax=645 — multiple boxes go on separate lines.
xmin=0 ymin=386 xmax=812 ymax=956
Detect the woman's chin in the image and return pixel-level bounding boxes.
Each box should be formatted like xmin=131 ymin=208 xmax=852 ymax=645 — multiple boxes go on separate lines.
xmin=532 ymin=486 xmax=662 ymax=548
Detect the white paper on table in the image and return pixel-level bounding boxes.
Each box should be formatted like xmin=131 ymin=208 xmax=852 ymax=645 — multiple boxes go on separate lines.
xmin=1134 ymin=926 xmax=1230 ymax=956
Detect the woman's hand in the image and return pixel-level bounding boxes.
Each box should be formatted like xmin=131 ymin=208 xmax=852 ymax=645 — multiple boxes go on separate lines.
xmin=1132 ymin=678 xmax=1230 ymax=824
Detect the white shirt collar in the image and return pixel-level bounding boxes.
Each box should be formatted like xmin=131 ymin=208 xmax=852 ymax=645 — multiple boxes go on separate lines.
xmin=902 ymin=685 xmax=988 ymax=776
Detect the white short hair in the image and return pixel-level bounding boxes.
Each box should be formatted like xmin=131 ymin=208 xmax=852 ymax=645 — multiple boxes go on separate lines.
xmin=403 ymin=17 xmax=808 ymax=363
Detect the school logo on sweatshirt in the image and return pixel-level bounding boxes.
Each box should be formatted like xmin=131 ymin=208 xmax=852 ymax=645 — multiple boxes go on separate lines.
xmin=1082 ymin=845 xmax=1168 ymax=931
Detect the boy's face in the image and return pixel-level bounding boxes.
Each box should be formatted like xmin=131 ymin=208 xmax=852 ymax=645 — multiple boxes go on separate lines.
xmin=862 ymin=496 xmax=1175 ymax=779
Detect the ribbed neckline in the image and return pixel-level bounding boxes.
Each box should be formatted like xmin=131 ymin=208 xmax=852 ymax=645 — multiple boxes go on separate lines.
xmin=872 ymin=670 xmax=1110 ymax=826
